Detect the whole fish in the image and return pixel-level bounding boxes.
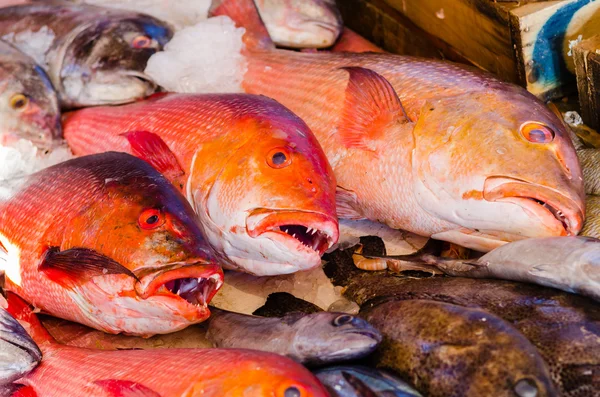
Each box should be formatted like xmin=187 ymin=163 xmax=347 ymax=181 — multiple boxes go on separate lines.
xmin=0 ymin=2 xmax=173 ymax=108
xmin=254 ymin=0 xmax=342 ymax=48
xmin=208 ymin=0 xmax=585 ymax=252
xmin=3 ymin=292 xmax=330 ymax=397
xmin=330 ymin=28 xmax=384 ymax=53
xmin=314 ymin=365 xmax=422 ymax=397
xmin=63 ymin=93 xmax=339 ymax=276
xmin=324 ymin=247 xmax=600 ymax=396
xmin=582 ymin=195 xmax=600 ymax=237
xmin=0 ymin=40 xmax=60 ymax=151
xmin=0 ymin=152 xmax=224 ymax=337
xmin=362 ymin=299 xmax=557 ymax=397
xmin=206 ymin=307 xmax=381 ymax=365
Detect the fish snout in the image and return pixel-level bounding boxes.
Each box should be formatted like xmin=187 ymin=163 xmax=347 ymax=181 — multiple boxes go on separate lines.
xmin=483 ymin=176 xmax=584 ymax=236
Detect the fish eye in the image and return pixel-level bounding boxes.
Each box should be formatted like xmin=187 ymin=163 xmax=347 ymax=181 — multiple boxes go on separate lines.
xmin=267 ymin=147 xmax=292 ymax=169
xmin=9 ymin=94 xmax=29 ymax=111
xmin=520 ymin=122 xmax=555 ymax=144
xmin=131 ymin=35 xmax=152 ymax=49
xmin=514 ymin=378 xmax=538 ymax=397
xmin=283 ymin=386 xmax=301 ymax=397
xmin=333 ymin=314 xmax=354 ymax=326
xmin=138 ymin=209 xmax=165 ymax=230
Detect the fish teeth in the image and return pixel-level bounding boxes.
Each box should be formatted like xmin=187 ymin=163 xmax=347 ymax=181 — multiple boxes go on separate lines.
xmin=312 ymin=229 xmax=318 ymax=235
xmin=328 ymin=240 xmax=334 ymax=249
xmin=292 ymin=233 xmax=296 ymax=238
xmin=307 ymin=227 xmax=313 ymax=234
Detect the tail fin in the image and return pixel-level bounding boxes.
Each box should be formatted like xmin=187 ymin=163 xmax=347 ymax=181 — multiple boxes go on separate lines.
xmin=4 ymin=292 xmax=55 ymax=349
xmin=0 ymin=294 xmax=42 ymax=385
xmin=209 ymin=0 xmax=274 ymax=50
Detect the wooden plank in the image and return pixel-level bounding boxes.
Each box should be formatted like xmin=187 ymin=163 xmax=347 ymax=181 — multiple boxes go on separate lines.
xmin=573 ymin=35 xmax=600 ymax=130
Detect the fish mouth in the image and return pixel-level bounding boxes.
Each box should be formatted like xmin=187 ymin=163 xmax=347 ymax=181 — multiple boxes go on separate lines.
xmin=483 ymin=176 xmax=584 ymax=236
xmin=134 ymin=263 xmax=224 ymax=311
xmin=247 ymin=209 xmax=339 ymax=256
xmin=341 ymin=329 xmax=382 ymax=342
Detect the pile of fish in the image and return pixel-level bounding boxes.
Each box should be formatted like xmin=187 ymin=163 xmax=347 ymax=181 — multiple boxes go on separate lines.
xmin=0 ymin=0 xmax=599 ymax=396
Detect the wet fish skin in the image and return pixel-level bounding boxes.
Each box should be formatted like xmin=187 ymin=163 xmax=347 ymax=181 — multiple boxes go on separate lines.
xmin=0 ymin=40 xmax=60 ymax=150
xmin=330 ymin=28 xmax=384 ymax=53
xmin=0 ymin=2 xmax=173 ymax=108
xmin=206 ymin=307 xmax=382 ymax=366
xmin=210 ymin=0 xmax=585 ymax=253
xmin=314 ymin=365 xmax=422 ymax=397
xmin=582 ymin=195 xmax=600 ymax=238
xmin=63 ymin=93 xmax=339 ymax=276
xmin=0 ymin=152 xmax=224 ymax=337
xmin=0 ymin=306 xmax=41 ymax=386
xmin=324 ymin=248 xmax=600 ymax=397
xmin=3 ymin=292 xmax=330 ymax=397
xmin=362 ymin=299 xmax=557 ymax=397
xmin=255 ymin=0 xmax=342 ymax=48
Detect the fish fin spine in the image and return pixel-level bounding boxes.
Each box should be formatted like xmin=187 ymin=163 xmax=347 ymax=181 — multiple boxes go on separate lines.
xmin=338 ymin=67 xmax=408 ymax=151
xmin=94 ymin=380 xmax=161 ymax=397
xmin=336 ymin=186 xmax=365 ymax=220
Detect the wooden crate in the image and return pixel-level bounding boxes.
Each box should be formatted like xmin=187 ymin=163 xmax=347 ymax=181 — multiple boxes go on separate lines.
xmin=337 ymin=0 xmax=600 ymax=100
xmin=573 ymin=35 xmax=600 ymax=130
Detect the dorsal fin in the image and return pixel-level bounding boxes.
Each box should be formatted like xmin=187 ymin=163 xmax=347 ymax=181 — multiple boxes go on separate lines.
xmin=5 ymin=292 xmax=55 ymax=348
xmin=209 ymin=0 xmax=274 ymax=50
xmin=338 ymin=67 xmax=408 ymax=151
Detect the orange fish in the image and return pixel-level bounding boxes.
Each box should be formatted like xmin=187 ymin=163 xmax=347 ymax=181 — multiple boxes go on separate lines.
xmin=63 ymin=93 xmax=339 ymax=276
xmin=2 ymin=292 xmax=330 ymax=397
xmin=210 ymin=0 xmax=585 ymax=252
xmin=0 ymin=152 xmax=223 ymax=337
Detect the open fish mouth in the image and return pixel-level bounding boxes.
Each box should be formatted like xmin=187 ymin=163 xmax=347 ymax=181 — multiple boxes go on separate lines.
xmin=134 ymin=263 xmax=223 ymax=310
xmin=483 ymin=176 xmax=584 ymax=236
xmin=247 ymin=209 xmax=339 ymax=256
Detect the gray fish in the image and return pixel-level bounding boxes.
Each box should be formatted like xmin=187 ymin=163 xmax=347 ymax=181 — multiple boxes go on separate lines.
xmin=0 ymin=39 xmax=60 ymax=150
xmin=206 ymin=307 xmax=382 ymax=366
xmin=324 ymin=247 xmax=600 ymax=396
xmin=314 ymin=365 xmax=422 ymax=397
xmin=0 ymin=1 xmax=173 ymax=108
xmin=0 ymin=306 xmax=42 ymax=387
xmin=363 ymin=300 xmax=556 ymax=397
xmin=254 ymin=0 xmax=342 ymax=48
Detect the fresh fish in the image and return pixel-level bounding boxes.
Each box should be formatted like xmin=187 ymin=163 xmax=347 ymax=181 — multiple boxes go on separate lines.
xmin=206 ymin=307 xmax=381 ymax=366
xmin=330 ymin=28 xmax=384 ymax=53
xmin=0 ymin=152 xmax=224 ymax=337
xmin=0 ymin=2 xmax=173 ymax=108
xmin=582 ymin=195 xmax=600 ymax=237
xmin=209 ymin=0 xmax=585 ymax=253
xmin=0 ymin=301 xmax=41 ymax=387
xmin=577 ymin=148 xmax=600 ymax=195
xmin=254 ymin=0 xmax=342 ymax=48
xmin=3 ymin=292 xmax=330 ymax=397
xmin=324 ymin=247 xmax=600 ymax=396
xmin=0 ymin=40 xmax=60 ymax=151
xmin=63 ymin=93 xmax=339 ymax=276
xmin=314 ymin=365 xmax=421 ymax=397
xmin=362 ymin=299 xmax=557 ymax=397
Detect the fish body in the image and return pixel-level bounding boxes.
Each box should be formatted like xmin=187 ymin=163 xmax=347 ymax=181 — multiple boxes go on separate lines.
xmin=0 ymin=40 xmax=60 ymax=151
xmin=330 ymin=28 xmax=384 ymax=53
xmin=206 ymin=308 xmax=382 ymax=365
xmin=3 ymin=293 xmax=330 ymax=397
xmin=314 ymin=365 xmax=422 ymax=397
xmin=577 ymin=148 xmax=600 ymax=195
xmin=324 ymin=248 xmax=600 ymax=397
xmin=582 ymin=195 xmax=600 ymax=237
xmin=362 ymin=299 xmax=557 ymax=397
xmin=254 ymin=0 xmax=342 ymax=48
xmin=0 ymin=2 xmax=173 ymax=108
xmin=0 ymin=152 xmax=224 ymax=336
xmin=210 ymin=0 xmax=585 ymax=252
xmin=63 ymin=93 xmax=339 ymax=276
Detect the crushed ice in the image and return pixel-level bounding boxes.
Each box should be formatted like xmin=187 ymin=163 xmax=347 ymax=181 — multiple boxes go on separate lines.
xmin=2 ymin=26 xmax=55 ymax=69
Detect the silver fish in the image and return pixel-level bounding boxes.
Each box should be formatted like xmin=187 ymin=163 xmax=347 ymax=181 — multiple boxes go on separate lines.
xmin=0 ymin=2 xmax=173 ymax=108
xmin=0 ymin=39 xmax=60 ymax=150
xmin=205 ymin=308 xmax=382 ymax=366
xmin=254 ymin=0 xmax=342 ymax=48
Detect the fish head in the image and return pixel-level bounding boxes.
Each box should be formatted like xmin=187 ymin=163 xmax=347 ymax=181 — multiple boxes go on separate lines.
xmin=256 ymin=0 xmax=343 ymax=48
xmin=194 ymin=109 xmax=339 ymax=276
xmin=289 ymin=312 xmax=382 ymax=365
xmin=411 ymin=89 xmax=584 ymax=251
xmin=0 ymin=60 xmax=61 ymax=151
xmin=59 ymin=15 xmax=173 ymax=107
xmin=54 ymin=153 xmax=223 ymax=335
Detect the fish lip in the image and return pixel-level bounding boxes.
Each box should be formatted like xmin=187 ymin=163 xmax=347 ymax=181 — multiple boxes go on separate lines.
xmin=133 ymin=262 xmax=224 ymax=310
xmin=483 ymin=176 xmax=584 ymax=236
xmin=246 ymin=209 xmax=339 ymax=256
xmin=341 ymin=329 xmax=382 ymax=342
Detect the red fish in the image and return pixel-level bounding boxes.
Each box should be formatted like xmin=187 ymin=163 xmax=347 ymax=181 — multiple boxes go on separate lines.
xmin=63 ymin=93 xmax=339 ymax=276
xmin=0 ymin=152 xmax=223 ymax=337
xmin=2 ymin=292 xmax=330 ymax=397
xmin=209 ymin=0 xmax=585 ymax=252
xmin=330 ymin=28 xmax=384 ymax=53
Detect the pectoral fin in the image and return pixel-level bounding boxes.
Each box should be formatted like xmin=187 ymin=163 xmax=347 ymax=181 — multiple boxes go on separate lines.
xmin=94 ymin=380 xmax=161 ymax=397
